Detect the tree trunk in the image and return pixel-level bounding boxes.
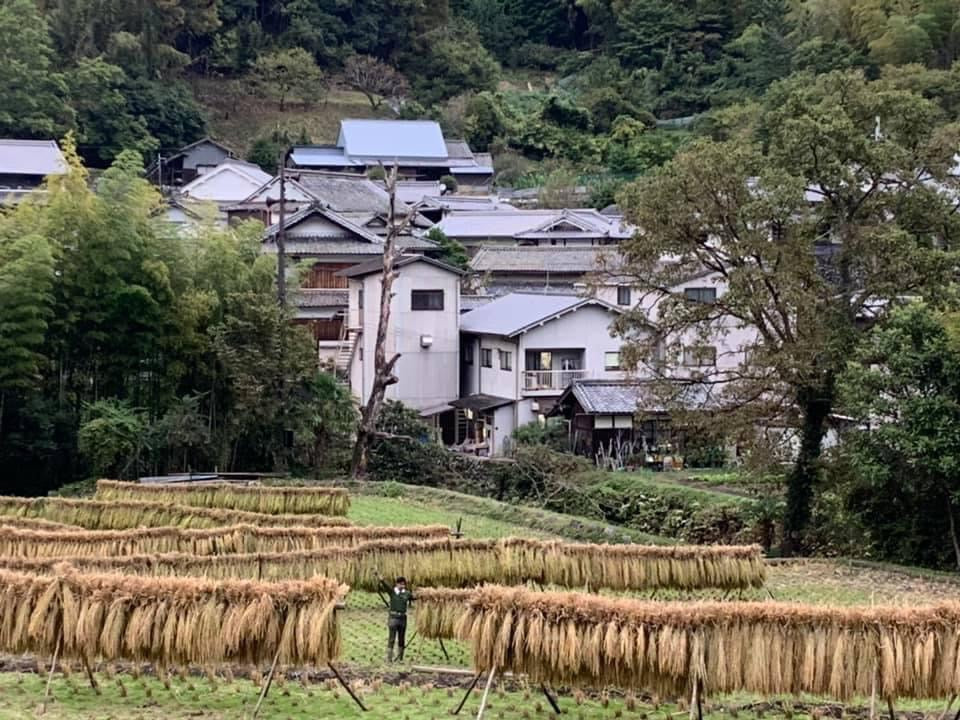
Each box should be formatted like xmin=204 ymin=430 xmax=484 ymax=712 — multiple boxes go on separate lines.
xmin=350 ymin=167 xmax=404 ymax=479
xmin=945 ymin=493 xmax=960 ymax=571
xmin=782 ymin=378 xmax=835 ymax=556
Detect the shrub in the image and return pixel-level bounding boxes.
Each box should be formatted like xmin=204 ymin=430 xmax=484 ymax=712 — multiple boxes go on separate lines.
xmin=439 ymin=174 xmax=459 ymax=193
xmin=512 ymin=419 xmax=569 ymax=452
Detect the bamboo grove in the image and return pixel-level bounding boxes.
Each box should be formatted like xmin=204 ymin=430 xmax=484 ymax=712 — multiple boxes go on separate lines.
xmin=95 ymin=480 xmax=350 ymax=516
xmin=0 ymin=524 xmax=452 ymax=558
xmin=448 ymin=585 xmax=960 ymax=701
xmin=0 ymin=564 xmax=346 ymax=666
xmin=0 ymin=538 xmax=767 ymax=592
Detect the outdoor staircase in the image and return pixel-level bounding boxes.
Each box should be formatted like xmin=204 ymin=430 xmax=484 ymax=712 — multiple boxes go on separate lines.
xmin=334 ymin=329 xmax=359 ymax=379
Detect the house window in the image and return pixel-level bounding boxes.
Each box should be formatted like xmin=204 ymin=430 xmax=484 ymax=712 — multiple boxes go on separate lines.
xmin=464 ymin=344 xmax=474 ymax=365
xmin=499 ymin=350 xmax=513 ymax=371
xmin=684 ymin=287 xmax=717 ymax=304
xmin=617 ymin=286 xmax=632 ymax=306
xmin=604 ymin=352 xmax=622 ymax=371
xmin=481 ymin=348 xmax=493 ymax=367
xmin=411 ymin=289 xmax=444 ymax=311
xmin=683 ymin=346 xmax=717 ymax=367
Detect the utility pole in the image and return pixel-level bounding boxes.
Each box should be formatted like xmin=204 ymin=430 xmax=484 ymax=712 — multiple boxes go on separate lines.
xmin=277 ymin=148 xmax=287 ymax=307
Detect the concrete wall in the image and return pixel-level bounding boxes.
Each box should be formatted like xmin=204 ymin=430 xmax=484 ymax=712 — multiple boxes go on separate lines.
xmin=182 ymin=143 xmax=231 ymax=171
xmin=351 ymin=262 xmax=461 ymax=411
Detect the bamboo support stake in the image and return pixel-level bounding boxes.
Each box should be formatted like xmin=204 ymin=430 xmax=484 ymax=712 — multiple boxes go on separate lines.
xmin=475 ymin=668 xmax=497 ymax=720
xmin=328 ymin=663 xmax=367 ymax=711
xmin=40 ymin=630 xmax=63 ymax=714
xmin=939 ymin=695 xmax=956 ymax=720
xmin=81 ymin=656 xmax=100 ymax=695
xmin=887 ymin=697 xmax=896 ymax=720
xmin=439 ymin=637 xmax=450 ymax=662
xmin=452 ymin=672 xmax=483 ymax=714
xmin=541 ymin=685 xmax=562 ymax=715
xmin=688 ymin=678 xmax=702 ymax=720
xmin=252 ymin=647 xmax=281 ymax=719
xmin=870 ymin=592 xmax=877 ymax=720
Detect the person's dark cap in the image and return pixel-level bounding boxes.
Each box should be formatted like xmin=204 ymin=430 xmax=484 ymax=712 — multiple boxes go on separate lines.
xmin=396 ymin=576 xmax=407 ymax=584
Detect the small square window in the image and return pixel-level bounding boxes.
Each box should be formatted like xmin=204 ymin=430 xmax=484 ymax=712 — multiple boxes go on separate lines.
xmin=617 ymin=286 xmax=632 ymax=306
xmin=604 ymin=351 xmax=621 ymax=371
xmin=684 ymin=287 xmax=717 ymax=304
xmin=481 ymin=348 xmax=493 ymax=367
xmin=412 ymin=289 xmax=444 ymax=311
xmin=683 ymin=346 xmax=717 ymax=367
xmin=498 ymin=350 xmax=513 ymax=371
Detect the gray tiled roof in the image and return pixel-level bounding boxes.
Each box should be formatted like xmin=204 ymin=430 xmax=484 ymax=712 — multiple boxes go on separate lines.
xmin=294 ymin=289 xmax=349 ymax=308
xmin=470 ymin=246 xmax=616 ymax=273
xmin=339 ymin=254 xmax=466 ymax=278
xmin=293 ymin=171 xmax=393 ymax=213
xmin=569 ymin=380 xmax=645 ymax=414
xmin=264 ymin=239 xmax=385 ymax=256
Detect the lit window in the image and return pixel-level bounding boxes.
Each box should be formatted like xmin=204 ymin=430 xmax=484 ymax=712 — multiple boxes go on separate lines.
xmin=411 ymin=289 xmax=444 ymax=311
xmin=684 ymin=287 xmax=717 ymax=304
xmin=481 ymin=348 xmax=493 ymax=367
xmin=683 ymin=346 xmax=717 ymax=367
xmin=604 ymin=352 xmax=621 ymax=371
xmin=617 ymin=286 xmax=632 ymax=306
xmin=499 ymin=350 xmax=513 ymax=371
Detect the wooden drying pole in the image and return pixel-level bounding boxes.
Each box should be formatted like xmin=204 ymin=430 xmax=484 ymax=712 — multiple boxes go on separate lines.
xmin=251 ymin=602 xmax=366 ymax=715
xmin=40 ymin=629 xmax=63 ymax=714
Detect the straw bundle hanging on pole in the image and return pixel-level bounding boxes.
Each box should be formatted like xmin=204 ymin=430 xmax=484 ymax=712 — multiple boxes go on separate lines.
xmin=95 ymin=479 xmax=351 ymax=516
xmin=0 ymin=516 xmax=83 ymax=532
xmin=0 ymin=564 xmax=346 ymax=666
xmin=453 ymin=585 xmax=960 ymax=701
xmin=416 ymin=589 xmax=476 ymax=639
xmin=0 ymin=523 xmax=451 ymax=558
xmin=0 ymin=538 xmax=765 ymax=592
xmin=0 ymin=495 xmax=352 ymax=530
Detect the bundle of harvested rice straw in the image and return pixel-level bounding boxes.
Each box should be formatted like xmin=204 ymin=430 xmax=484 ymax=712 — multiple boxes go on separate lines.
xmin=0 ymin=495 xmax=352 ymax=530
xmin=0 ymin=538 xmax=766 ymax=592
xmin=96 ymin=479 xmax=350 ymax=516
xmin=0 ymin=523 xmax=451 ymax=558
xmin=0 ymin=564 xmax=346 ymax=666
xmin=452 ymin=585 xmax=960 ymax=700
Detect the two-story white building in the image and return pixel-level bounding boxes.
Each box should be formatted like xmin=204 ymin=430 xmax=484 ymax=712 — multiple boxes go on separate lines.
xmin=340 ymin=255 xmax=464 ymax=415
xmin=454 ymin=293 xmax=629 ymax=455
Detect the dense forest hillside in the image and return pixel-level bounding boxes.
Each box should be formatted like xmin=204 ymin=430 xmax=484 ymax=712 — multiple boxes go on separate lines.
xmin=6 ymin=0 xmax=960 ymax=186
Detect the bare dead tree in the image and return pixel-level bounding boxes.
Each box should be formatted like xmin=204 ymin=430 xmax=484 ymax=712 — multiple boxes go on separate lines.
xmin=343 ymin=55 xmax=409 ymax=111
xmin=350 ymin=167 xmax=415 ymax=478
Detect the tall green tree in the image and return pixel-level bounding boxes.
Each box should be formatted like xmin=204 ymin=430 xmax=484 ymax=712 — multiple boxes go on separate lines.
xmin=615 ymin=70 xmax=960 ymax=554
xmin=0 ymin=0 xmax=72 ymax=137
xmin=840 ymin=304 xmax=960 ymax=569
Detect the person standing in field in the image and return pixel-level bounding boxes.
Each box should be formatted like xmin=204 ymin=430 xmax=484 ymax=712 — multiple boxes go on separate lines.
xmin=378 ymin=574 xmax=414 ymax=662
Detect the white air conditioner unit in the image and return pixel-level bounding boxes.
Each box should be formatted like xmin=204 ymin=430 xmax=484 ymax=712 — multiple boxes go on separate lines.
xmin=420 ymin=334 xmax=434 ymax=348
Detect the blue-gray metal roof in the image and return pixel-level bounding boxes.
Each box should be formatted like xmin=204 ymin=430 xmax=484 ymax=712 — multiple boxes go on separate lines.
xmin=459 ymin=293 xmax=620 ymax=337
xmin=338 ymin=120 xmax=448 ymax=159
xmin=0 ymin=139 xmax=66 ymax=177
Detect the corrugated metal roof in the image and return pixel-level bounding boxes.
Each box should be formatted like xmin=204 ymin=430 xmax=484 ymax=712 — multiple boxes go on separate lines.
xmin=290 ymin=146 xmax=359 ymax=167
xmin=459 ymin=293 xmax=620 ymax=337
xmin=339 ymin=120 xmax=447 ymax=159
xmin=0 ymin=139 xmax=67 ymax=177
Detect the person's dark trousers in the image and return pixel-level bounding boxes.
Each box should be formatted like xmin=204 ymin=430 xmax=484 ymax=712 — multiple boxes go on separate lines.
xmin=387 ymin=614 xmax=407 ymax=662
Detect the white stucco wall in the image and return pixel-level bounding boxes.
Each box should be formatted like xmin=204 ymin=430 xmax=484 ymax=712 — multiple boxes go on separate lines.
xmin=351 ymin=262 xmax=461 ymax=410
xmin=519 ymin=305 xmax=625 ymax=380
xmin=593 ymin=273 xmax=758 ymax=380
